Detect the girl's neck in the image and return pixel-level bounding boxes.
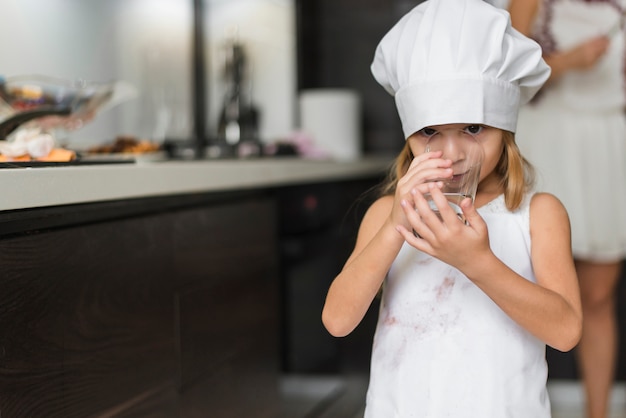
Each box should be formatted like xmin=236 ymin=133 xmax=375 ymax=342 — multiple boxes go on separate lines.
xmin=475 ymin=175 xmax=504 ymax=207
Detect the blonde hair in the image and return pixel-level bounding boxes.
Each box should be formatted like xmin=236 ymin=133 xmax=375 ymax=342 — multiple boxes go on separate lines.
xmin=378 ymin=130 xmax=534 ymax=211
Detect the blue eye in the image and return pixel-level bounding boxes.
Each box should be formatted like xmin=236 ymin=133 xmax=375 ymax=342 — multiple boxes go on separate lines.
xmin=465 ymin=125 xmax=483 ymax=135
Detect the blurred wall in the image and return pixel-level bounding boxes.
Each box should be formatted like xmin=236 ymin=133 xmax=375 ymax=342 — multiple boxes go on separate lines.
xmin=0 ymin=0 xmax=296 ymax=149
xmin=206 ymin=0 xmax=296 ymax=144
xmin=295 ymin=0 xmax=425 ymax=156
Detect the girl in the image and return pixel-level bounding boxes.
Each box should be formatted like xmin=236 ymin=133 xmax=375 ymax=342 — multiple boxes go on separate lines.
xmin=322 ymin=0 xmax=583 ymax=416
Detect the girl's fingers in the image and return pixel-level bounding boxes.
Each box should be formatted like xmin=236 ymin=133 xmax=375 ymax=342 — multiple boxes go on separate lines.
xmin=399 ymin=161 xmax=452 ymax=195
xmin=426 ymin=184 xmax=461 ymax=226
xmin=410 ymin=184 xmax=467 ymax=238
xmin=406 ymin=151 xmax=452 ymax=175
xmin=412 ymin=180 xmax=443 ymax=197
xmin=403 ymin=189 xmax=439 ymax=241
xmin=408 ymin=150 xmax=443 ymax=166
xmin=460 ymin=197 xmax=485 ymax=232
xmin=412 ymin=184 xmax=444 ymax=226
xmin=396 ymin=224 xmax=433 ymax=253
xmin=395 ymin=152 xmax=454 ymax=229
xmin=400 ymin=198 xmax=435 ymax=243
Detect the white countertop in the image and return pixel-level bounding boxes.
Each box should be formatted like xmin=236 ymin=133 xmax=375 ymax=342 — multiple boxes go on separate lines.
xmin=1 ymin=156 xmax=393 ymax=211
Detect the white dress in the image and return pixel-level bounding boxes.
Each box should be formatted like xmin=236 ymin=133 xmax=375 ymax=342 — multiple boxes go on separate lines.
xmin=364 ymin=194 xmax=551 ymax=418
xmin=516 ymin=0 xmax=626 ymax=262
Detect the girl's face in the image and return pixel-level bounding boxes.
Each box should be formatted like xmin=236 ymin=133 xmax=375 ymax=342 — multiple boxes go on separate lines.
xmin=407 ymin=123 xmax=504 ymax=186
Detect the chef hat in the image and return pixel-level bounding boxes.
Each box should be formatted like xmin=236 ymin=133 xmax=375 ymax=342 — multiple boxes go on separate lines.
xmin=371 ymin=0 xmax=550 ymax=137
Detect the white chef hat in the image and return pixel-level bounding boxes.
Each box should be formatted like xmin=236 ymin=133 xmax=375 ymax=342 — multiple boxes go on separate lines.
xmin=371 ymin=0 xmax=550 ymax=137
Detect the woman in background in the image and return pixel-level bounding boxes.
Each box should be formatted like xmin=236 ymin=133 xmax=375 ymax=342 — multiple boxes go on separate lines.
xmin=509 ymin=1 xmax=626 ymax=417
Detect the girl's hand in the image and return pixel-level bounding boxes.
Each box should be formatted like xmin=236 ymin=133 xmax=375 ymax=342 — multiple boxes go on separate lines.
xmin=397 ymin=183 xmax=492 ymax=275
xmin=390 ymin=151 xmax=453 ymax=229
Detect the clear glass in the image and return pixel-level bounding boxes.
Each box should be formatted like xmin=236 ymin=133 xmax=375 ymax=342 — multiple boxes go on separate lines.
xmin=424 ymin=133 xmax=484 ymax=224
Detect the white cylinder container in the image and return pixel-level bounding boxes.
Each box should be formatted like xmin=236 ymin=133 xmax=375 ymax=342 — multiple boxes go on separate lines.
xmin=299 ymin=89 xmax=362 ymax=160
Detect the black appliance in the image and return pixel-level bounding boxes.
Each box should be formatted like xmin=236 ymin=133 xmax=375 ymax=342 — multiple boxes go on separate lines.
xmin=276 ymin=178 xmax=382 ymax=374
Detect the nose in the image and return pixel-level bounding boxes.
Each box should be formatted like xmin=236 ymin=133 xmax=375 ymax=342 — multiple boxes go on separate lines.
xmin=435 ymin=132 xmax=468 ymax=162
xmin=425 ymin=130 xmax=484 ymax=175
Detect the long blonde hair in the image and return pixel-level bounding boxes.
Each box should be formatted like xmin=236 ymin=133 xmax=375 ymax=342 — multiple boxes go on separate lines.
xmin=378 ymin=130 xmax=534 ymax=211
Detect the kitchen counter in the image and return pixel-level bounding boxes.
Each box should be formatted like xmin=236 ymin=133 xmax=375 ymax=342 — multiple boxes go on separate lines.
xmin=0 ymin=155 xmax=386 ymax=417
xmin=0 ymin=155 xmax=393 ymax=211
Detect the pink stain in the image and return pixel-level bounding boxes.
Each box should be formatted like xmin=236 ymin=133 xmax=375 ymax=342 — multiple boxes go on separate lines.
xmin=384 ymin=315 xmax=398 ymax=326
xmin=436 ymin=276 xmax=455 ymax=301
xmin=417 ymin=257 xmax=433 ymax=265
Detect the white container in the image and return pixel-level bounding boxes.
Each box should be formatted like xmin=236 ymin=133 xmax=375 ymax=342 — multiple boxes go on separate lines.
xmin=299 ymin=89 xmax=362 ymax=160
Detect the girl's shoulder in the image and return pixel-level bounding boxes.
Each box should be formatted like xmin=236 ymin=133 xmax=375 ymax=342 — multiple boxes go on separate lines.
xmin=351 ymin=195 xmax=395 ymax=251
xmin=357 ymin=194 xmax=395 ymax=236
xmin=529 ymin=191 xmax=571 ymax=232
xmin=529 ymin=191 xmax=567 ymax=214
xmin=364 ymin=194 xmax=394 ymax=224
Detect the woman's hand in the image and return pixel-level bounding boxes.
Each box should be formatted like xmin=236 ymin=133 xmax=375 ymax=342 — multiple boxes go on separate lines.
xmin=569 ymin=35 xmax=610 ymax=71
xmin=509 ymin=0 xmax=610 ymax=80
xmin=545 ymin=35 xmax=610 ymax=80
xmin=390 ymin=151 xmax=453 ymax=230
xmin=396 ymin=183 xmax=492 ymax=275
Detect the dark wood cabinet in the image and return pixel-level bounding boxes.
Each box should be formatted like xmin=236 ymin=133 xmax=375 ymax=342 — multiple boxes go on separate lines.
xmin=0 ymin=193 xmax=280 ymax=417
xmin=0 ymin=172 xmax=384 ymax=417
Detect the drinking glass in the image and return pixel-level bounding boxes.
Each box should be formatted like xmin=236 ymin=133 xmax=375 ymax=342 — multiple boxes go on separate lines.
xmin=423 ymin=134 xmax=484 ymax=224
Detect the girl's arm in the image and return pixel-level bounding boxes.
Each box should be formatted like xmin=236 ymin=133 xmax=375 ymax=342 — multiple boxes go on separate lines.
xmin=399 ymin=187 xmax=582 ymax=352
xmin=508 ymin=0 xmax=610 ymax=82
xmin=322 ymin=196 xmax=403 ymax=337
xmin=322 ymin=151 xmax=454 ymax=337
